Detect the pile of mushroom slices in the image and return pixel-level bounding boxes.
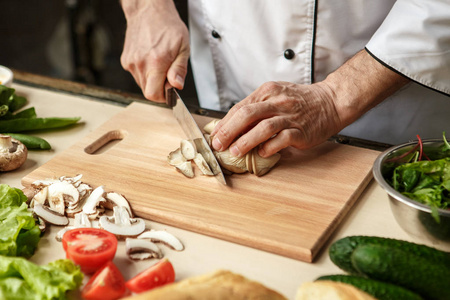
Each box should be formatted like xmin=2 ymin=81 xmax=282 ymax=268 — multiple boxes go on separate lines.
xmin=168 ymin=119 xmax=281 ymax=178
xmin=26 ymin=174 xmax=184 ymax=260
xmin=168 ymin=139 xmax=214 ymax=178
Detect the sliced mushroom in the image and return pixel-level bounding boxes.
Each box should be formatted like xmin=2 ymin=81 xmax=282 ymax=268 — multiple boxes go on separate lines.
xmin=31 ymin=179 xmax=60 ymax=190
xmin=55 ymin=212 xmax=92 ymax=242
xmin=33 ymin=203 xmax=69 ymax=226
xmin=175 ymin=160 xmax=195 ymax=178
xmin=180 ymin=140 xmax=197 ymax=160
xmin=0 ymin=134 xmax=27 ymax=171
xmin=65 ymin=205 xmax=83 ymax=218
xmin=55 ymin=226 xmax=76 ymax=242
xmin=168 ymin=148 xmax=195 ymax=178
xmin=125 ymin=238 xmax=162 ymax=260
xmin=60 ymin=174 xmax=83 ymax=186
xmin=167 ymin=148 xmax=186 ymax=166
xmin=74 ymin=211 xmax=92 ymax=227
xmin=193 ymin=153 xmax=214 ymax=176
xmin=47 ymin=181 xmax=80 ymax=215
xmin=82 ymin=185 xmax=105 ymax=217
xmin=138 ymin=230 xmax=184 ymax=251
xmin=99 ymin=206 xmax=145 ymax=239
xmin=28 ymin=208 xmax=47 ymax=234
xmin=104 ymin=192 xmax=132 ymax=217
xmin=30 ymin=186 xmax=49 ymax=208
xmin=77 ymin=183 xmax=93 ymax=199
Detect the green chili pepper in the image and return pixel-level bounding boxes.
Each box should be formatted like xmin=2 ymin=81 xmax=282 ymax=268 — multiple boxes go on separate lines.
xmin=8 ymin=94 xmax=27 ymax=113
xmin=1 ymin=107 xmax=37 ymax=120
xmin=3 ymin=133 xmax=52 ymax=150
xmin=0 ymin=117 xmax=81 ymax=133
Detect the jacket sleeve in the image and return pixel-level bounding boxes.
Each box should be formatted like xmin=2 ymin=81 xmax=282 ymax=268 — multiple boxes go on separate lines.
xmin=365 ymin=0 xmax=450 ymax=96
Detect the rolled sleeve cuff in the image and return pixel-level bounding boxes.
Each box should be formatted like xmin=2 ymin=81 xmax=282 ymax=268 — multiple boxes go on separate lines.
xmin=366 ymin=0 xmax=450 ymax=96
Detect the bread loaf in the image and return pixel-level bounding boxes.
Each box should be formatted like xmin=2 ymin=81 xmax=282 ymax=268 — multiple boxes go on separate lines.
xmin=295 ymin=281 xmax=376 ymax=300
xmin=123 ymin=269 xmax=287 ymax=300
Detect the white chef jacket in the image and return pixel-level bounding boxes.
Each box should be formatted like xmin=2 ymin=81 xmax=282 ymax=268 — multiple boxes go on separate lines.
xmin=188 ymin=0 xmax=450 ymax=145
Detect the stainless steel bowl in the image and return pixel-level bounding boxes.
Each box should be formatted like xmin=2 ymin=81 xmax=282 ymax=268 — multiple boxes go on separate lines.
xmin=373 ymin=139 xmax=450 ymax=249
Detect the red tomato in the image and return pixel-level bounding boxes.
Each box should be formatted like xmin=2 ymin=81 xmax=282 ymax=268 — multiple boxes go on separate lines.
xmin=82 ymin=261 xmax=126 ymax=300
xmin=62 ymin=228 xmax=118 ymax=274
xmin=126 ymin=258 xmax=175 ymax=294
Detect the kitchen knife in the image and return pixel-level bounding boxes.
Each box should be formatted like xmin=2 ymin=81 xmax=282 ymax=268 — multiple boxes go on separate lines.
xmin=166 ymin=86 xmax=227 ymax=185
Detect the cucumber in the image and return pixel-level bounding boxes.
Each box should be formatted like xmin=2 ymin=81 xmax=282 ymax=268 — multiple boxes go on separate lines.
xmin=317 ymin=274 xmax=423 ymax=300
xmin=329 ymin=235 xmax=450 ymax=274
xmin=351 ymin=244 xmax=450 ymax=300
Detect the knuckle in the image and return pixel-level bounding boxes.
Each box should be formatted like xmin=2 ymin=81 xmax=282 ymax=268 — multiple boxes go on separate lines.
xmin=238 ymin=105 xmax=255 ymax=118
xmin=259 ymin=119 xmax=277 ymax=133
xmin=218 ymin=126 xmax=232 ymax=141
xmin=261 ymin=81 xmax=280 ymax=93
xmin=278 ymin=129 xmax=296 ymax=145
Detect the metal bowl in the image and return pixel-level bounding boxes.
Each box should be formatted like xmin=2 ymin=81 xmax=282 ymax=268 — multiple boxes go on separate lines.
xmin=373 ymin=139 xmax=450 ymax=249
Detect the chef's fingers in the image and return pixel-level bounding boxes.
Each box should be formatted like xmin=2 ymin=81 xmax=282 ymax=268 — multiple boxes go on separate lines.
xmin=210 ymin=81 xmax=279 ymax=138
xmin=228 ymin=116 xmax=289 ymax=157
xmin=210 ymin=92 xmax=261 ymax=137
xmin=258 ymin=129 xmax=305 ymax=157
xmin=212 ymin=101 xmax=276 ymax=155
xmin=167 ymin=45 xmax=190 ymax=90
xmin=142 ymin=69 xmax=167 ymax=103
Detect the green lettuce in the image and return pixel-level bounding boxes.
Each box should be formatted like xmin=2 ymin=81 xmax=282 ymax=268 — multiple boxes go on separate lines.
xmin=0 ymin=256 xmax=83 ymax=300
xmin=392 ymin=157 xmax=450 ymax=222
xmin=0 ymin=184 xmax=41 ymax=257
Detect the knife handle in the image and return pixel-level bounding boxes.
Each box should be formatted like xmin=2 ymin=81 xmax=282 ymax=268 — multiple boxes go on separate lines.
xmin=165 ymin=82 xmax=176 ymax=108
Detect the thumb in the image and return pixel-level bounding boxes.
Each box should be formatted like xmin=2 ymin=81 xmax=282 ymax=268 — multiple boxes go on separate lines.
xmin=167 ymin=51 xmax=189 ymax=90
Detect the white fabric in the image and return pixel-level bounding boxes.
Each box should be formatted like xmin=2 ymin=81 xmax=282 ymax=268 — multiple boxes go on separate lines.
xmin=366 ymin=0 xmax=450 ymax=95
xmin=188 ymin=0 xmax=450 ymax=144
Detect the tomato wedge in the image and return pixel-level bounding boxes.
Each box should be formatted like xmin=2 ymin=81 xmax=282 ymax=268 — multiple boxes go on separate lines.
xmin=62 ymin=228 xmax=117 ymax=274
xmin=126 ymin=258 xmax=175 ymax=294
xmin=82 ymin=261 xmax=126 ymax=300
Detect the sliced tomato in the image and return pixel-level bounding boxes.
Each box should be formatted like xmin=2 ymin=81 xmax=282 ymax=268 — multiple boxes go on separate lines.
xmin=81 ymin=261 xmax=126 ymax=300
xmin=62 ymin=228 xmax=118 ymax=274
xmin=126 ymin=258 xmax=175 ymax=294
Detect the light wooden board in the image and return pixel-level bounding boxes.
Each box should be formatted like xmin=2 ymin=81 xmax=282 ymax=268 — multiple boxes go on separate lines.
xmin=22 ymin=102 xmax=380 ymax=262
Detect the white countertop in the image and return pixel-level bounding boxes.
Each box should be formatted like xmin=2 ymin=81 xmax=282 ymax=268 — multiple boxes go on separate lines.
xmin=4 ymin=83 xmax=417 ymax=299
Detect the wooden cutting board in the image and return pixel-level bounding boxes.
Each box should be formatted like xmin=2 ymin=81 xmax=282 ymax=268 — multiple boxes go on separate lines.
xmin=22 ymin=102 xmax=379 ymax=262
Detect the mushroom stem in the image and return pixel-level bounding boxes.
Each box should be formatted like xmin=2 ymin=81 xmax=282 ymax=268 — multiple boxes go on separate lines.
xmin=0 ymin=135 xmax=13 ymax=152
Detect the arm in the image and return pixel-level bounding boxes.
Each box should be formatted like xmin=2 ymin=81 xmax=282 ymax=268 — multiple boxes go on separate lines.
xmin=120 ymin=0 xmax=190 ymax=102
xmin=210 ymin=50 xmax=409 ymax=157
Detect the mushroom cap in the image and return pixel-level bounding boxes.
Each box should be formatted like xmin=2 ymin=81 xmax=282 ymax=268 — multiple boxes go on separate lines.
xmin=0 ymin=136 xmax=27 ymax=171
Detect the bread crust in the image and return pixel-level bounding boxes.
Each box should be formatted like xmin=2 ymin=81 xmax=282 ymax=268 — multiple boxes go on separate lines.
xmin=123 ymin=269 xmax=287 ymax=300
xmin=295 ymin=281 xmax=377 ymax=300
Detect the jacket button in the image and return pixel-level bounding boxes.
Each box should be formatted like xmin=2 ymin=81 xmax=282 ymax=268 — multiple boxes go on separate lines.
xmin=211 ymin=30 xmax=221 ymax=39
xmin=284 ymin=49 xmax=295 ymax=60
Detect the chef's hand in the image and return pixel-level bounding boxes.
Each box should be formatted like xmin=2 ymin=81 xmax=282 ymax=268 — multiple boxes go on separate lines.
xmin=120 ymin=0 xmax=190 ymax=102
xmin=210 ymin=81 xmax=341 ymax=158
xmin=211 ymin=50 xmax=410 ymax=157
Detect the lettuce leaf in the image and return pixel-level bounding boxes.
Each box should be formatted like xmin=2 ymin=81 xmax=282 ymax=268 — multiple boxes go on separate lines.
xmin=0 ymin=256 xmax=83 ymax=300
xmin=0 ymin=184 xmax=41 ymax=257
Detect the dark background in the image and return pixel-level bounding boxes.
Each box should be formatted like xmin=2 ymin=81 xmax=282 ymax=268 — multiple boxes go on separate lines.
xmin=0 ymin=0 xmax=198 ymax=104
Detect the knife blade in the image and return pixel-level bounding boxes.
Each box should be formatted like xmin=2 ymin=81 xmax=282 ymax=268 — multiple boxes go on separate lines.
xmin=166 ymin=86 xmax=227 ymax=185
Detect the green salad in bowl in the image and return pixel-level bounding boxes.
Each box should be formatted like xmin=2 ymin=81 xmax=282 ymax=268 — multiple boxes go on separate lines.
xmin=373 ymin=133 xmax=450 ymax=249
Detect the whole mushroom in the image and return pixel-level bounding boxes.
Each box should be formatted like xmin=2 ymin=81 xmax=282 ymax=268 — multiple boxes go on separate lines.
xmin=203 ymin=120 xmax=281 ymax=176
xmin=0 ymin=134 xmax=27 ymax=171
